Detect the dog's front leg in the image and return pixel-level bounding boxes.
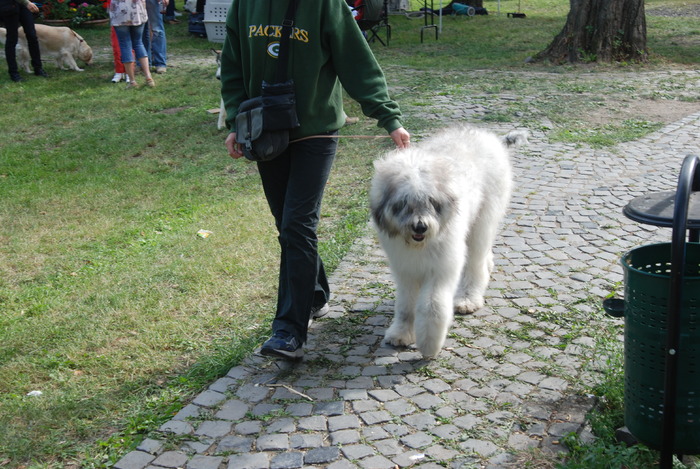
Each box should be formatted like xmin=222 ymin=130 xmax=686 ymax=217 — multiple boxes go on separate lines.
xmin=416 ymin=284 xmax=454 ymax=359
xmin=17 ymin=46 xmax=32 ymax=73
xmin=217 ymin=98 xmax=227 ymax=130
xmin=455 ymin=219 xmax=498 ymax=314
xmin=383 ymin=278 xmax=418 ymax=348
xmin=61 ymin=52 xmax=83 ymax=71
xmin=454 ymin=256 xmax=491 ymax=314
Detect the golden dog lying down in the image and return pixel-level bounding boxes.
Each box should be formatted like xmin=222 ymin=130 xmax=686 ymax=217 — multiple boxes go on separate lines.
xmin=0 ymin=24 xmax=93 ymax=72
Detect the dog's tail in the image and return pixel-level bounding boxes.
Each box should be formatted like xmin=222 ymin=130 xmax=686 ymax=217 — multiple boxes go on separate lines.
xmin=502 ymin=130 xmax=528 ymax=147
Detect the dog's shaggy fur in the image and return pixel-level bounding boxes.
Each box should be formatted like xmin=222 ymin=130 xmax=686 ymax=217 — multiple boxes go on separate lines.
xmin=0 ymin=25 xmax=93 ymax=72
xmin=370 ymin=125 xmax=524 ymax=359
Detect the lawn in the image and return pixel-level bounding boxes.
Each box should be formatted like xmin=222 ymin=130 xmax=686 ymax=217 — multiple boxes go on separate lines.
xmin=0 ymin=0 xmax=698 ymax=467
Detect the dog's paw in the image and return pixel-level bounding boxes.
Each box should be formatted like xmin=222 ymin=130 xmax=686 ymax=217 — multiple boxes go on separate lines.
xmin=454 ymin=297 xmax=484 ymax=315
xmin=416 ymin=337 xmax=443 ymax=359
xmin=383 ymin=327 xmax=415 ymax=348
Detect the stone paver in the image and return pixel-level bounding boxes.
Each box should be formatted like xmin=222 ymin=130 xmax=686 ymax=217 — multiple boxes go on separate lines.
xmin=112 ymin=104 xmax=700 ymax=468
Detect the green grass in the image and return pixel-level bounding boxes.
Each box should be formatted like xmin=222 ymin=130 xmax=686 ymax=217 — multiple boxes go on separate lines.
xmin=556 ymin=327 xmax=699 ymax=469
xmin=0 ymin=1 xmax=698 ymax=467
xmin=554 ymin=325 xmax=658 ymax=469
xmin=550 ymin=119 xmax=664 ymax=147
xmin=382 ymin=0 xmax=568 ymax=69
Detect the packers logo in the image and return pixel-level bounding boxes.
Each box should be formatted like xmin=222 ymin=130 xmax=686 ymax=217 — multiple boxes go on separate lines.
xmin=267 ymin=42 xmax=280 ymax=58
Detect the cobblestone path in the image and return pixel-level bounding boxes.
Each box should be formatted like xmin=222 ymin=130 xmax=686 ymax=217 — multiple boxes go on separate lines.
xmin=114 ymin=111 xmax=700 ymax=469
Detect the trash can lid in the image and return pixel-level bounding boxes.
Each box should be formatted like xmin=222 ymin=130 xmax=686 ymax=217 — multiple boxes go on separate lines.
xmin=623 ymin=191 xmax=700 ymax=228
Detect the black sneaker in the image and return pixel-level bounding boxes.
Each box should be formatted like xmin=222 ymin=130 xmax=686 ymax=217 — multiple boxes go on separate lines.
xmin=260 ymin=332 xmax=303 ymax=361
xmin=9 ymin=72 xmax=22 ymax=82
xmin=35 ymin=69 xmax=48 ymax=78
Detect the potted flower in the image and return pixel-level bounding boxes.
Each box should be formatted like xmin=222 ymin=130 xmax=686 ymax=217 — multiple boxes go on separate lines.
xmin=40 ymin=0 xmax=110 ymax=26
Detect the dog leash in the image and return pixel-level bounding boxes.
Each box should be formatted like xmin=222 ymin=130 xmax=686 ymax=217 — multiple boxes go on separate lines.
xmin=290 ymin=134 xmax=393 ymax=144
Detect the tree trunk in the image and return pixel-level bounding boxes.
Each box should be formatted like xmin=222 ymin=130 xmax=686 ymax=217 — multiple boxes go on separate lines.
xmin=535 ymin=0 xmax=647 ymax=64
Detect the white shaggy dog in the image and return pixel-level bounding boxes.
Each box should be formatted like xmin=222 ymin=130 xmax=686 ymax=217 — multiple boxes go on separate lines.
xmin=370 ymin=125 xmax=524 ymax=359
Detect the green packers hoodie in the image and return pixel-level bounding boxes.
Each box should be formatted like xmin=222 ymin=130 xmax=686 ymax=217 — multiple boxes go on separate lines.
xmin=220 ymin=0 xmax=403 ymax=139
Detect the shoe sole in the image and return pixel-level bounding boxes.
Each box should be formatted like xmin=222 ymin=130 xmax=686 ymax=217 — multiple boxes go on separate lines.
xmin=308 ymin=303 xmax=330 ymax=327
xmin=313 ymin=303 xmax=330 ymax=319
xmin=308 ymin=304 xmax=330 ymax=327
xmin=260 ymin=346 xmax=303 ymax=361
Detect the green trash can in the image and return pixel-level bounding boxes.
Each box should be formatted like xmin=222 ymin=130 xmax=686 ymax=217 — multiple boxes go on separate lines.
xmin=620 ymin=242 xmax=700 ymax=453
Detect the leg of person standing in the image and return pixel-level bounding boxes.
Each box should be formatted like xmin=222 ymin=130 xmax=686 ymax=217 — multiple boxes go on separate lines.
xmin=17 ymin=4 xmax=47 ymax=77
xmin=1 ymin=9 xmax=22 ymax=82
xmin=164 ymin=0 xmax=178 ymax=23
xmin=110 ymin=26 xmax=128 ymax=83
xmin=142 ymin=0 xmax=167 ymax=74
xmin=257 ymin=133 xmax=338 ymax=360
xmin=140 ymin=19 xmax=149 ymax=74
xmin=130 ymin=23 xmax=155 ymax=86
xmin=114 ymin=24 xmax=153 ymax=87
xmin=113 ymin=25 xmax=137 ymax=86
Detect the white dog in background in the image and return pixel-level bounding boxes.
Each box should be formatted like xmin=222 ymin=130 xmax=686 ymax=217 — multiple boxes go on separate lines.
xmin=214 ymin=49 xmax=227 ymax=130
xmin=370 ymin=124 xmax=525 ymax=359
xmin=184 ymin=0 xmax=197 ymax=12
xmin=0 ymin=24 xmax=93 ymax=72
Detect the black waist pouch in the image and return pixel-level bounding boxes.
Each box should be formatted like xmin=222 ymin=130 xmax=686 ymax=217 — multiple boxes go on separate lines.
xmin=235 ymin=80 xmax=300 ymax=162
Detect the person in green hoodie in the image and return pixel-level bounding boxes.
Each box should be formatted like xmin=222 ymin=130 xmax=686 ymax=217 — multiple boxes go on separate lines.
xmin=221 ymin=0 xmax=410 ymax=361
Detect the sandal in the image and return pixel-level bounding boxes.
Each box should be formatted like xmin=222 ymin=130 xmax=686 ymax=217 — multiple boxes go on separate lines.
xmin=146 ymin=77 xmax=156 ymax=87
xmin=126 ymin=81 xmax=139 ymax=89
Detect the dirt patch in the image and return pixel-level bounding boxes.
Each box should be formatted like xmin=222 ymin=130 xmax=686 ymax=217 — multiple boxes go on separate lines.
xmin=396 ymin=68 xmax=700 ymax=134
xmin=583 ymin=98 xmax=700 ymax=127
xmin=647 ymin=4 xmax=700 ymax=17
xmin=158 ymin=106 xmax=193 ymax=114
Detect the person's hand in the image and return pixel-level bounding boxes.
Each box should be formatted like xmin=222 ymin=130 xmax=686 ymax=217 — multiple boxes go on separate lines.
xmin=27 ymin=2 xmax=39 ymax=13
xmin=390 ymin=127 xmax=410 ymax=149
xmin=225 ymin=132 xmax=244 ymax=159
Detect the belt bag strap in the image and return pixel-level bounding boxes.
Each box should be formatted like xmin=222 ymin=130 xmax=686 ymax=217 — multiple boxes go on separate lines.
xmin=275 ymin=0 xmax=299 ymax=83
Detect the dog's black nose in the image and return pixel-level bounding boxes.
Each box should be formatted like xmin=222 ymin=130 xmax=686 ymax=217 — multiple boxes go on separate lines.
xmin=413 ymin=221 xmax=427 ymax=234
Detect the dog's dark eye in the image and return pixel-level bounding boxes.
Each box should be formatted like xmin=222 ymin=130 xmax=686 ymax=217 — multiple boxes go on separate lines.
xmin=431 ymin=199 xmax=442 ymax=214
xmin=391 ymin=203 xmax=403 ymax=215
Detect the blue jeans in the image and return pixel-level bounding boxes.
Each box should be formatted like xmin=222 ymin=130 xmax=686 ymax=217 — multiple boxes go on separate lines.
xmin=113 ymin=24 xmax=147 ymax=63
xmin=142 ymin=0 xmax=167 ymax=68
xmin=257 ymin=132 xmax=338 ymax=344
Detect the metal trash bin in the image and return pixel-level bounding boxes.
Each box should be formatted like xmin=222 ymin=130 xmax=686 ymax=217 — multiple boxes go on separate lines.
xmin=616 ymin=242 xmax=700 ymax=453
xmin=605 ymin=154 xmax=700 ymax=467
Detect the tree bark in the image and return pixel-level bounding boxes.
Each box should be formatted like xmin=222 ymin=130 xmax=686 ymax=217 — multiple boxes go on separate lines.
xmin=535 ymin=0 xmax=647 ymax=64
